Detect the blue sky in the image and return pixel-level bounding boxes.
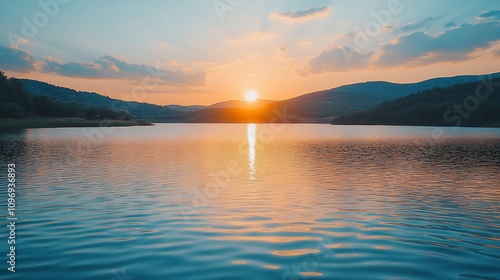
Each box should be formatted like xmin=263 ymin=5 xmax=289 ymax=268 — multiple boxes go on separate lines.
xmin=0 ymin=0 xmax=499 ymax=105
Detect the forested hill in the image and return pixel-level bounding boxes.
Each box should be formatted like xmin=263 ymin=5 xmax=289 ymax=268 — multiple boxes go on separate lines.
xmin=332 ymin=78 xmax=500 ymax=127
xmin=0 ymin=71 xmax=131 ymax=120
xmin=18 ymin=78 xmax=181 ymax=119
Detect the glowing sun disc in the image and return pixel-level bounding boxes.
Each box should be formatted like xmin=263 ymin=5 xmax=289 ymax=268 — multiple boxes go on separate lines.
xmin=245 ymin=90 xmax=258 ymax=103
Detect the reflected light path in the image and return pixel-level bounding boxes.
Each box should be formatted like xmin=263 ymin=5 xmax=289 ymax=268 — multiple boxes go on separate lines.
xmin=247 ymin=123 xmax=256 ymax=179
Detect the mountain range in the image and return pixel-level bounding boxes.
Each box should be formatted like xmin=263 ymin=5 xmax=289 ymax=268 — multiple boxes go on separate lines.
xmin=333 ymin=77 xmax=500 ymax=127
xmin=12 ymin=72 xmax=500 ymax=124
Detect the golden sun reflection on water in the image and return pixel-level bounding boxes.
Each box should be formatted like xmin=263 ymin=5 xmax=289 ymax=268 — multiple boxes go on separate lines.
xmin=247 ymin=123 xmax=256 ymax=179
xmin=301 ymin=271 xmax=323 ymax=277
xmin=208 ymin=235 xmax=322 ymax=243
xmin=271 ymin=249 xmax=321 ymax=257
xmin=263 ymin=264 xmax=280 ymax=270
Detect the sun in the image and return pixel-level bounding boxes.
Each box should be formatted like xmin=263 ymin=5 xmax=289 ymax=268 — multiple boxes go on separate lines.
xmin=245 ymin=90 xmax=258 ymax=103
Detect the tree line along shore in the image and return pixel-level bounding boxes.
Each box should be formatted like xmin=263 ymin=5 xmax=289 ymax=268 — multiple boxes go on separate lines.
xmin=0 ymin=71 xmax=151 ymax=132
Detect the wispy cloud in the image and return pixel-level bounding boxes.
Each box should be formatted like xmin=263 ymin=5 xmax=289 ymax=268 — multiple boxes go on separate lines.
xmin=269 ymin=6 xmax=332 ymax=22
xmin=228 ymin=31 xmax=269 ymax=43
xmin=0 ymin=46 xmax=36 ymax=72
xmin=400 ymin=17 xmax=440 ymax=33
xmin=274 ymin=46 xmax=291 ymax=61
xmin=479 ymin=10 xmax=500 ymax=20
xmin=444 ymin=22 xmax=457 ymax=28
xmin=42 ymin=56 xmax=206 ymax=86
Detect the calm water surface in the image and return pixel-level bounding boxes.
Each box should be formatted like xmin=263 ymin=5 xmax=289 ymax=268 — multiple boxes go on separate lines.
xmin=1 ymin=124 xmax=499 ymax=280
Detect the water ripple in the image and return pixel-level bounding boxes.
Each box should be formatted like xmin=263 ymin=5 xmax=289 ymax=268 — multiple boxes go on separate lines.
xmin=1 ymin=124 xmax=499 ymax=279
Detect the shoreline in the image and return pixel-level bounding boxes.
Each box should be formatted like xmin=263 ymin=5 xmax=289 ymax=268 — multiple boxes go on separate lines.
xmin=2 ymin=118 xmax=500 ymax=133
xmin=0 ymin=118 xmax=153 ymax=133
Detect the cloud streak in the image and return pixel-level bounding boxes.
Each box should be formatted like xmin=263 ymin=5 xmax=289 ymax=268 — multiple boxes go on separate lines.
xmin=400 ymin=17 xmax=440 ymax=33
xmin=42 ymin=56 xmax=206 ymax=86
xmin=479 ymin=10 xmax=500 ymax=20
xmin=444 ymin=22 xmax=457 ymax=28
xmin=269 ymin=6 xmax=331 ymax=22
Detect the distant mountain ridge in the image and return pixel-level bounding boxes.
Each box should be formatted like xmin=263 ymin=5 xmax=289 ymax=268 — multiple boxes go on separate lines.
xmin=19 ymin=79 xmax=181 ymax=119
xmin=14 ymin=71 xmax=500 ymax=123
xmin=281 ymin=73 xmax=500 ymax=119
xmin=332 ymin=77 xmax=500 ymax=127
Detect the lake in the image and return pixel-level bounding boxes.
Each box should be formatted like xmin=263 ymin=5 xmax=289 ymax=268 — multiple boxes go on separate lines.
xmin=1 ymin=124 xmax=499 ymax=279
